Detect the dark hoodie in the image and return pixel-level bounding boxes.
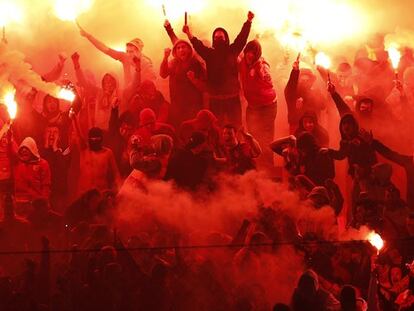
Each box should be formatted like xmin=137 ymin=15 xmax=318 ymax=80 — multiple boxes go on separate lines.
xmin=296 ymin=132 xmax=335 ymax=186
xmin=239 ymin=40 xmax=276 ymax=107
xmin=190 ymin=21 xmax=251 ymax=96
xmin=295 ymin=111 xmax=329 ymax=147
xmin=329 ymin=113 xmax=377 ymax=177
xmin=160 ymin=39 xmax=206 ymax=127
xmin=284 ymin=67 xmax=325 ymax=128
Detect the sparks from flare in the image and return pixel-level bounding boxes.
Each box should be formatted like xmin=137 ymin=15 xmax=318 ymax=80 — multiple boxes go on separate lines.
xmin=3 ymin=89 xmax=17 ymax=120
xmin=54 ymin=0 xmax=93 ymax=22
xmin=367 ymin=231 xmax=384 ymax=254
xmin=387 ymin=44 xmax=402 ymax=80
xmin=315 ymin=51 xmax=332 ymax=82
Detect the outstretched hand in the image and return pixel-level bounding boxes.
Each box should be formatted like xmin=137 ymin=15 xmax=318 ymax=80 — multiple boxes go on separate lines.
xmin=327 ymin=82 xmax=336 ymax=94
xmin=247 ymin=11 xmax=255 ymax=22
xmin=71 ymin=52 xmax=80 ymax=64
xmin=76 ymin=21 xmax=88 ymax=37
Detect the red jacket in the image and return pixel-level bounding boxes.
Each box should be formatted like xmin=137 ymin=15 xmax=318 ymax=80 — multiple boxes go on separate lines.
xmin=240 ymin=57 xmax=276 ymax=108
xmin=14 ymin=138 xmax=51 ymax=202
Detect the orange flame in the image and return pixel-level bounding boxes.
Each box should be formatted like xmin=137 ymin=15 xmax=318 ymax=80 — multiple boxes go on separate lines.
xmin=367 ymin=231 xmax=384 ymax=253
xmin=0 ymin=1 xmax=23 ymax=27
xmin=315 ymin=51 xmax=331 ymax=69
xmin=54 ymin=0 xmax=93 ymax=22
xmin=387 ymin=45 xmax=401 ymax=70
xmin=57 ymin=88 xmax=76 ymax=102
xmin=3 ymin=89 xmax=17 ymax=120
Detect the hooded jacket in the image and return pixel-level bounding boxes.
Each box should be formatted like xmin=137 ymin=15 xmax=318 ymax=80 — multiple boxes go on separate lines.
xmin=296 ymin=132 xmax=335 ymax=186
xmin=15 ymin=137 xmax=51 ymax=202
xmin=190 ymin=21 xmax=251 ymax=97
xmin=160 ymin=39 xmax=206 ymax=127
xmin=239 ymin=40 xmax=276 ymax=107
xmin=295 ymin=111 xmax=330 ymax=147
xmin=284 ymin=67 xmax=326 ymax=128
xmin=330 ymin=113 xmax=377 ymax=176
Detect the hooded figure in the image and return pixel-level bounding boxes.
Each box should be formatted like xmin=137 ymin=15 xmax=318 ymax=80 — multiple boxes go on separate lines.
xmin=179 ymin=109 xmax=221 ymax=154
xmin=129 ymin=80 xmax=169 ymax=123
xmin=330 ymin=113 xmax=377 ymax=178
xmin=240 ymin=40 xmax=276 ymax=108
xmin=240 ymin=40 xmax=277 ymax=169
xmin=296 ymin=132 xmax=335 ymax=186
xmin=285 ymin=63 xmax=326 ymax=132
xmin=291 ymin=270 xmax=339 ymax=311
xmin=14 ymin=137 xmax=51 ymax=204
xmin=295 ymin=111 xmax=329 ymax=147
xmin=185 ymin=13 xmax=253 ymax=126
xmin=160 ymin=39 xmax=206 ymax=128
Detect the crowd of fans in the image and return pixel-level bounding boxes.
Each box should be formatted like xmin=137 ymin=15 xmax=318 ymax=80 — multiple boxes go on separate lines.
xmin=0 ymin=9 xmax=414 ymax=311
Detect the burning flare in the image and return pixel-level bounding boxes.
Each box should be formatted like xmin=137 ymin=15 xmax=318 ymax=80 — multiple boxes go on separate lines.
xmin=315 ymin=51 xmax=331 ymax=69
xmin=367 ymin=231 xmax=384 ymax=253
xmin=3 ymin=89 xmax=17 ymax=120
xmin=387 ymin=44 xmax=402 ymax=70
xmin=54 ymin=0 xmax=93 ymax=22
xmin=57 ymin=88 xmax=76 ymax=102
xmin=0 ymin=1 xmax=23 ymax=27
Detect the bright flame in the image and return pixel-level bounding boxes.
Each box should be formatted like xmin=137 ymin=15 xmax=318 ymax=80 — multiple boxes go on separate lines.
xmin=387 ymin=45 xmax=402 ymax=70
xmin=146 ymin=0 xmax=205 ymax=22
xmin=248 ymin=0 xmax=365 ymax=47
xmin=315 ymin=51 xmax=331 ymax=69
xmin=0 ymin=1 xmax=23 ymax=27
xmin=57 ymin=88 xmax=76 ymax=102
xmin=3 ymin=89 xmax=17 ymax=120
xmin=368 ymin=231 xmax=384 ymax=252
xmin=111 ymin=44 xmax=125 ymax=52
xmin=54 ymin=0 xmax=93 ymax=22
xmin=280 ymin=32 xmax=308 ymax=53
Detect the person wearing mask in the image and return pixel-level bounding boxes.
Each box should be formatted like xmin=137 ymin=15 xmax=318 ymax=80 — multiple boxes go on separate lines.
xmin=182 ymin=11 xmax=255 ymax=127
xmin=160 ymin=40 xmax=206 ymax=128
xmin=14 ymin=137 xmax=51 ymax=213
xmin=239 ymin=39 xmax=277 ymax=169
xmin=74 ymin=126 xmax=120 ymax=196
xmin=77 ymin=23 xmax=155 ymax=85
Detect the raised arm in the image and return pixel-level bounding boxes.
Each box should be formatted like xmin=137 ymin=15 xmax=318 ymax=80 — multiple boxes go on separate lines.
xmin=231 ymin=11 xmax=254 ymax=54
xmin=284 ymin=61 xmax=300 ymax=124
xmin=77 ymin=22 xmax=125 ymax=61
xmin=164 ymin=20 xmax=179 ymax=44
xmin=270 ymin=135 xmax=296 ymax=156
xmin=183 ymin=25 xmax=210 ymax=60
xmin=160 ymin=48 xmax=172 ymax=79
xmin=240 ymin=128 xmax=261 ymax=158
xmin=42 ymin=54 xmax=66 ymax=82
xmin=327 ymin=83 xmax=352 ymax=117
xmin=71 ymin=52 xmax=94 ymax=90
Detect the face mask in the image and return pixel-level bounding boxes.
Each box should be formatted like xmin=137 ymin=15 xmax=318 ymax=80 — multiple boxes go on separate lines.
xmin=213 ymin=39 xmax=227 ymax=49
xmin=89 ymin=138 xmax=103 ymax=151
